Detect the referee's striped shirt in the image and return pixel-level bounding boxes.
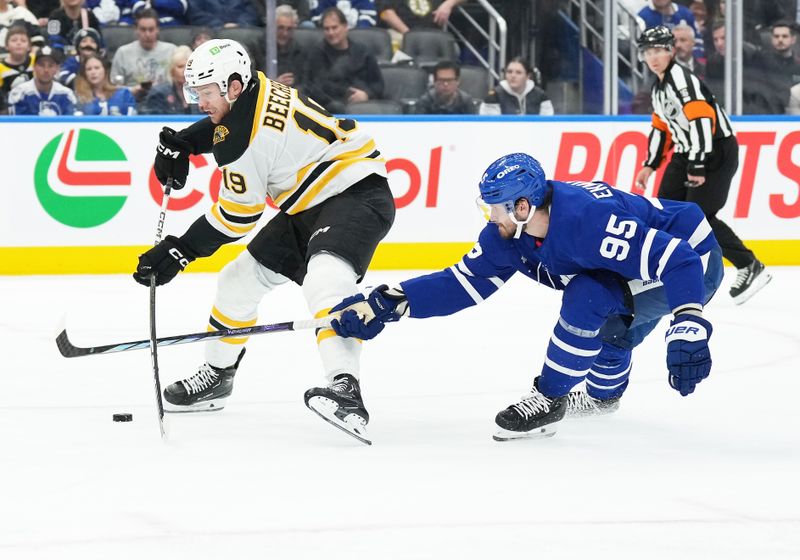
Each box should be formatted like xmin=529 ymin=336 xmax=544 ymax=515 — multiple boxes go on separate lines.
xmin=644 ymin=60 xmax=734 ymax=172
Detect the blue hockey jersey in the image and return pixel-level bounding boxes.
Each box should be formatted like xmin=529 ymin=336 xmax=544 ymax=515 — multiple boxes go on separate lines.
xmin=401 ymin=180 xmax=718 ymax=318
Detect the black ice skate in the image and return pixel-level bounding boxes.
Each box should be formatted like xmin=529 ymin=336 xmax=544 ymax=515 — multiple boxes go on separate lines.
xmin=565 ymin=390 xmax=620 ymax=419
xmin=730 ymin=259 xmax=772 ymax=305
xmin=163 ymin=349 xmax=245 ymax=413
xmin=493 ymin=379 xmax=567 ymax=441
xmin=304 ymin=374 xmax=371 ymax=445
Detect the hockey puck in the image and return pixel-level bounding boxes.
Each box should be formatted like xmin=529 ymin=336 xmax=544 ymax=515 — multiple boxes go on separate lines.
xmin=112 ymin=413 xmax=133 ymax=422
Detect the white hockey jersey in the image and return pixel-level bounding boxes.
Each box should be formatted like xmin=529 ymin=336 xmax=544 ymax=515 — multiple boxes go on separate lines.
xmin=202 ymin=71 xmax=387 ymax=239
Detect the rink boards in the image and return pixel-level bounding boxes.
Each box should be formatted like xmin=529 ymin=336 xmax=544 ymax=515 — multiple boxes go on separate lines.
xmin=1 ymin=114 xmax=798 ymax=274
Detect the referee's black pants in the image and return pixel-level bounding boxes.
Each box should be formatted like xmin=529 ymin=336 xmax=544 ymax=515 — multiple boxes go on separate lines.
xmin=658 ymin=136 xmax=755 ymax=269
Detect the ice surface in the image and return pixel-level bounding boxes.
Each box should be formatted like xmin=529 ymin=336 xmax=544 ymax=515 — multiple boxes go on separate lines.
xmin=1 ymin=268 xmax=799 ymax=559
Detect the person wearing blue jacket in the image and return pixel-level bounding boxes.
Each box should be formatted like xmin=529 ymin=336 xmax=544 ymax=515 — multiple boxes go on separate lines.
xmin=73 ymin=52 xmax=136 ymax=115
xmin=8 ymin=45 xmax=75 ymax=114
xmin=188 ymin=0 xmax=260 ymax=28
xmin=310 ymin=0 xmax=377 ymax=28
xmin=117 ymin=0 xmax=188 ymax=26
xmin=329 ymin=153 xmax=724 ymax=441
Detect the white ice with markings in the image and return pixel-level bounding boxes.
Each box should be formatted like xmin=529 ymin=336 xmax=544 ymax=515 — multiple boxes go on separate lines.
xmin=1 ymin=268 xmax=799 ymax=559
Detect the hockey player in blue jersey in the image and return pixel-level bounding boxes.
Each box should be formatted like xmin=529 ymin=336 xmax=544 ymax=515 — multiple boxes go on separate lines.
xmin=327 ymin=153 xmax=724 ymax=440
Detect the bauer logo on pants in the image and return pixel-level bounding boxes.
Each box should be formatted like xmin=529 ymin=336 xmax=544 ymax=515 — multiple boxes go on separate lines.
xmin=34 ymin=128 xmax=131 ymax=228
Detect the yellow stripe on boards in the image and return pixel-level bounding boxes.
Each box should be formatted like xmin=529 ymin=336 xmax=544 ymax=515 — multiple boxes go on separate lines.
xmin=2 ymin=240 xmax=798 ymax=275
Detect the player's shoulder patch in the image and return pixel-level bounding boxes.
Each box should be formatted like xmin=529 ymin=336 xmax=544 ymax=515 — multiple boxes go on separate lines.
xmin=213 ymin=125 xmax=229 ymax=145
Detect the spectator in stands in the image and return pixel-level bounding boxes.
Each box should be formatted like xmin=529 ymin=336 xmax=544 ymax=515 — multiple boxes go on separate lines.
xmin=110 ymin=8 xmax=175 ymax=100
xmin=310 ymin=1 xmax=377 ymax=28
xmin=785 ymin=80 xmax=800 ymax=113
xmin=479 ymin=57 xmax=554 ymax=115
xmin=47 ymin=0 xmax=102 ymax=49
xmin=0 ymin=0 xmax=43 ymax=51
xmin=8 ymin=44 xmax=75 ymax=114
xmin=142 ymin=44 xmax=199 ymax=113
xmin=188 ymin=0 xmax=260 ymax=28
xmin=117 ymin=0 xmax=187 ymax=27
xmin=689 ymin=1 xmax=706 ymax=35
xmin=672 ymin=21 xmax=705 ymax=76
xmin=271 ymin=1 xmax=313 ymax=28
xmin=85 ymin=0 xmax=118 ymax=25
xmin=190 ymin=27 xmax=213 ymax=49
xmin=58 ymin=26 xmax=102 ymax=87
xmin=764 ymin=21 xmax=800 ymax=92
xmin=706 ymin=19 xmax=784 ymax=113
xmin=415 ymin=60 xmax=474 ymax=114
xmin=275 ymin=4 xmax=305 ymax=87
xmin=638 ymin=0 xmax=697 ymax=29
xmin=638 ymin=0 xmax=703 ymax=56
xmin=302 ymin=6 xmax=383 ymax=112
xmin=0 ymin=25 xmax=34 ymax=112
xmin=74 ymin=52 xmax=136 ymax=114
xmin=377 ymin=0 xmax=463 ymax=36
xmin=22 ymin=0 xmax=59 ymax=27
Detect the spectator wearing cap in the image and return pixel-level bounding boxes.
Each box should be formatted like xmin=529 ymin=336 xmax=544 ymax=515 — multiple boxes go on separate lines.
xmin=301 ymin=6 xmax=383 ymax=112
xmin=188 ymin=0 xmax=260 ymax=28
xmin=310 ymin=1 xmax=377 ymax=29
xmin=74 ymin=52 xmax=136 ymax=114
xmin=46 ymin=0 xmax=102 ymax=49
xmin=414 ymin=60 xmax=475 ymax=114
xmin=110 ymin=8 xmax=175 ymax=100
xmin=57 ymin=26 xmax=102 ymax=86
xmin=0 ymin=25 xmax=34 ymax=112
xmin=8 ymin=44 xmax=76 ymax=114
xmin=117 ymin=0 xmax=187 ymax=27
xmin=0 ymin=0 xmax=44 ymax=51
xmin=142 ymin=44 xmax=199 ymax=114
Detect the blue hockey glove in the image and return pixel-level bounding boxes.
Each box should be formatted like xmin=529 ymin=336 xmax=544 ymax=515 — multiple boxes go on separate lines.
xmin=665 ymin=314 xmax=713 ymax=396
xmin=330 ymin=285 xmax=409 ymax=340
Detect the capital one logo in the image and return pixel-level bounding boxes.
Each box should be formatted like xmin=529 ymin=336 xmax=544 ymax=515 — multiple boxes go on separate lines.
xmin=34 ymin=128 xmax=131 ymax=228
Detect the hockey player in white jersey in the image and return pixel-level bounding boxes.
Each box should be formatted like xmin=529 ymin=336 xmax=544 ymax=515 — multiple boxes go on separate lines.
xmin=328 ymin=153 xmax=723 ymax=441
xmin=132 ymin=39 xmax=395 ymax=444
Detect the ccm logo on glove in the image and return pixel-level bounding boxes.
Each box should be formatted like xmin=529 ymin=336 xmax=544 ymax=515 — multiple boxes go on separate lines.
xmin=157 ymin=144 xmax=183 ymax=160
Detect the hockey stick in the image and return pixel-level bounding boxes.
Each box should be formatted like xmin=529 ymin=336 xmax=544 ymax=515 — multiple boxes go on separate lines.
xmin=56 ymin=317 xmax=333 ymax=358
xmin=150 ymin=178 xmax=172 ymax=440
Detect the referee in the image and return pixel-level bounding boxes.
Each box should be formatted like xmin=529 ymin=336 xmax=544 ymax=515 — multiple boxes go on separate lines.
xmin=634 ymin=26 xmax=771 ymax=305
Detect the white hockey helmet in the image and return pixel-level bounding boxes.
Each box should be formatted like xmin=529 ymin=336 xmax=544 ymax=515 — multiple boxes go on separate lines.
xmin=183 ymin=39 xmax=252 ymax=104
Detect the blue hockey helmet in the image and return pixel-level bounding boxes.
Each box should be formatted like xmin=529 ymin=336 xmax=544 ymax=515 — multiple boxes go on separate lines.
xmin=478 ymin=153 xmax=547 ymax=238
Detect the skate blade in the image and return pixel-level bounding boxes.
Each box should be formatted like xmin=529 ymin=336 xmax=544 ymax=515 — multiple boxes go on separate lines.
xmin=732 ymin=271 xmax=772 ymax=305
xmin=306 ymin=396 xmax=372 ymax=446
xmin=492 ymin=425 xmax=558 ymax=442
xmin=164 ymin=398 xmax=227 ymax=414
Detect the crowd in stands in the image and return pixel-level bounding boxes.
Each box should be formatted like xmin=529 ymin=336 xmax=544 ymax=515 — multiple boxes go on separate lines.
xmin=0 ymin=0 xmax=556 ymax=117
xmin=629 ymin=0 xmax=800 ymax=114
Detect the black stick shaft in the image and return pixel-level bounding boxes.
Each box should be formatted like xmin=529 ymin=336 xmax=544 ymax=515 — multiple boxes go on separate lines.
xmin=150 ymin=179 xmax=172 ymax=440
xmin=56 ymin=317 xmax=330 ymax=358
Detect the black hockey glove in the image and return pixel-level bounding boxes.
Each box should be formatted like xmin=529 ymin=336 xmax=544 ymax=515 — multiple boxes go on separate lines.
xmin=665 ymin=314 xmax=713 ymax=396
xmin=154 ymin=127 xmax=193 ymax=190
xmin=330 ymin=285 xmax=409 ymax=340
xmin=133 ymin=235 xmax=196 ymax=287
